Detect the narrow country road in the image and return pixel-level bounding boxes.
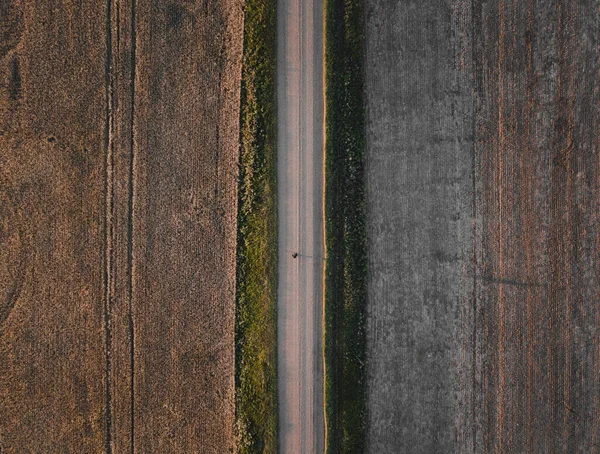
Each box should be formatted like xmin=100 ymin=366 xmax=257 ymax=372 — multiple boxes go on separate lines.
xmin=277 ymin=0 xmax=325 ymax=450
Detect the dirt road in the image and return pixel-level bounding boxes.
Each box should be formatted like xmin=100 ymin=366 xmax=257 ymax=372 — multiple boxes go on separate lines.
xmin=277 ymin=0 xmax=325 ymax=450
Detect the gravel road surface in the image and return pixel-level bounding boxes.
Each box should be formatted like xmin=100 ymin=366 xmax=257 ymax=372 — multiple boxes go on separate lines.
xmin=277 ymin=0 xmax=325 ymax=450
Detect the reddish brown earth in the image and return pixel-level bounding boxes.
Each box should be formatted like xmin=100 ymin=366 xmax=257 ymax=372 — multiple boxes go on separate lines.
xmin=474 ymin=1 xmax=600 ymax=451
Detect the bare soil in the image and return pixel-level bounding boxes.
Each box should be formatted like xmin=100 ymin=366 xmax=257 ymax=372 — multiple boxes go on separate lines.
xmin=365 ymin=1 xmax=600 ymax=452
xmin=0 ymin=1 xmax=244 ymax=452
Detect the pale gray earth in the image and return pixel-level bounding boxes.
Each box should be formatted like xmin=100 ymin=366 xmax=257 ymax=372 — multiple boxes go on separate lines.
xmin=365 ymin=1 xmax=475 ymax=452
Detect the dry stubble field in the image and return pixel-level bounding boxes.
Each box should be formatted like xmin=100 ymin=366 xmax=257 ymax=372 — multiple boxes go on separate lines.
xmin=0 ymin=1 xmax=244 ymax=452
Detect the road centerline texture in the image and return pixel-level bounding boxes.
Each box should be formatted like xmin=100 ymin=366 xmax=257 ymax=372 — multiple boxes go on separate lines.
xmin=277 ymin=0 xmax=325 ymax=450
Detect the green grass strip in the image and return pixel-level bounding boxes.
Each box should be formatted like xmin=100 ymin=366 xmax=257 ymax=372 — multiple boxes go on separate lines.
xmin=235 ymin=0 xmax=278 ymax=451
xmin=324 ymin=0 xmax=367 ymax=451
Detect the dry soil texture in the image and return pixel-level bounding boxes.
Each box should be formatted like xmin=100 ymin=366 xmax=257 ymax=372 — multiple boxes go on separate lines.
xmin=0 ymin=1 xmax=243 ymax=452
xmin=366 ymin=1 xmax=600 ymax=452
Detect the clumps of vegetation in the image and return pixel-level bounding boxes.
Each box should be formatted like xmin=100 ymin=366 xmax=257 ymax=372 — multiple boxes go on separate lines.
xmin=324 ymin=0 xmax=367 ymax=451
xmin=235 ymin=0 xmax=278 ymax=452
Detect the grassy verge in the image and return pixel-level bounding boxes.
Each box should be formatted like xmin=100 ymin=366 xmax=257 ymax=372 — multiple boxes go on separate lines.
xmin=235 ymin=0 xmax=278 ymax=451
xmin=324 ymin=0 xmax=367 ymax=451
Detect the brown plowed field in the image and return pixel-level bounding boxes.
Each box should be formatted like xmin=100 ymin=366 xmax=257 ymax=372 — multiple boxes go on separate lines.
xmin=0 ymin=1 xmax=243 ymax=452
